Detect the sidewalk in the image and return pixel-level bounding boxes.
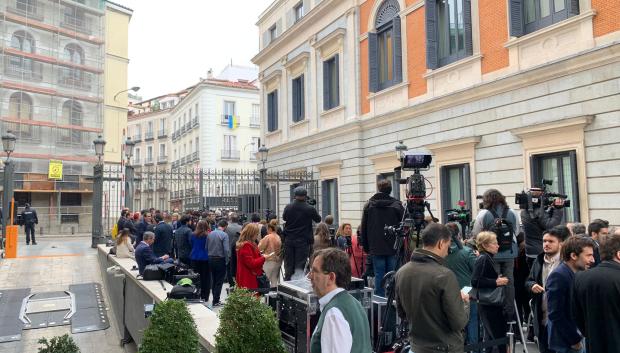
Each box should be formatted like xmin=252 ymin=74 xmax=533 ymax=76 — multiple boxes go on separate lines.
xmin=0 ymin=236 xmax=136 ymax=353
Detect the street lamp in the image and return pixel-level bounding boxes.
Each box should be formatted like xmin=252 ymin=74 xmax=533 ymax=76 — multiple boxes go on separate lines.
xmin=393 ymin=140 xmax=408 ymax=202
xmin=395 ymin=140 xmax=408 ymax=162
xmin=91 ymin=135 xmax=106 ymax=248
xmin=2 ymin=130 xmax=17 ymax=161
xmin=2 ymin=130 xmax=17 ymax=248
xmin=124 ymin=137 xmax=135 ymax=211
xmin=257 ymin=144 xmax=269 ymax=217
xmin=113 ymin=86 xmax=140 ymax=102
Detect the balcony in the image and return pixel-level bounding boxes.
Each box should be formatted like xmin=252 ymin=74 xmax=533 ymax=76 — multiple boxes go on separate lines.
xmin=60 ymin=13 xmax=94 ymax=35
xmin=144 ymin=157 xmax=154 ymax=166
xmin=171 ymin=131 xmax=178 ymax=140
xmin=171 ymin=161 xmax=178 ymax=169
xmin=133 ymin=134 xmax=142 ymax=142
xmin=145 ymin=131 xmax=154 ymax=140
xmin=185 ymin=122 xmax=191 ymax=131
xmin=158 ymin=129 xmax=167 ymax=138
xmin=221 ymin=149 xmax=240 ymax=160
xmin=6 ymin=1 xmax=45 ymax=21
xmin=58 ymin=71 xmax=93 ymax=91
xmin=221 ymin=115 xmax=240 ymax=127
xmin=158 ymin=155 xmax=168 ymax=164
xmin=134 ymin=157 xmax=141 ymax=165
xmin=4 ymin=122 xmax=41 ymax=143
xmin=192 ymin=117 xmax=199 ymax=127
xmin=192 ymin=151 xmax=199 ymax=161
xmin=250 ymin=116 xmax=261 ymax=128
xmin=4 ymin=57 xmax=43 ymax=82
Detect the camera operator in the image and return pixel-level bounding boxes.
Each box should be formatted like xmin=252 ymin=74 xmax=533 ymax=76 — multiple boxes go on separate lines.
xmin=472 ymin=189 xmax=520 ymax=320
xmin=361 ymin=179 xmax=404 ymax=297
xmin=521 ymin=185 xmax=565 ymax=268
xmin=282 ymin=186 xmax=321 ymax=280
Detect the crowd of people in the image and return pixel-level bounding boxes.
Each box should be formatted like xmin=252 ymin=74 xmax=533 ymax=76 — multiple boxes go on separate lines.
xmin=109 ymin=181 xmax=620 ymax=353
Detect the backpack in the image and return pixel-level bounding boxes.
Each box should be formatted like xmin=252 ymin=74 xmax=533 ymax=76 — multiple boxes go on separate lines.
xmin=111 ymin=223 xmax=119 ymax=239
xmin=142 ymin=264 xmax=164 ymax=281
xmin=487 ymin=208 xmax=514 ymax=253
xmin=168 ymin=278 xmax=200 ymax=300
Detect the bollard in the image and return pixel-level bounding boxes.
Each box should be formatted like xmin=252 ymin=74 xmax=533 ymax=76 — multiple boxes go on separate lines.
xmin=5 ymin=225 xmax=18 ymax=258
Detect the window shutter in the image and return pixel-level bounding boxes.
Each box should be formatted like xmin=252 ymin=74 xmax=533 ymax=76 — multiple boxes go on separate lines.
xmin=302 ymin=0 xmax=310 ymax=15
xmin=263 ymin=30 xmax=270 ymax=48
xmin=292 ymin=78 xmax=299 ymax=122
xmin=440 ymin=166 xmax=449 ymax=220
xmin=300 ymin=75 xmax=305 ymax=119
xmin=274 ymin=90 xmax=278 ymax=130
xmin=393 ymin=17 xmax=403 ymax=83
xmin=276 ymin=18 xmax=283 ymax=36
xmin=463 ymin=0 xmax=473 ymax=56
xmin=334 ymin=54 xmax=340 ymax=107
xmin=323 ymin=60 xmax=329 ymax=111
xmin=529 ymin=154 xmax=537 ymax=186
xmin=463 ymin=163 xmax=472 ymax=209
xmin=321 ymin=180 xmax=328 ymax=218
xmin=425 ymin=0 xmax=439 ymax=70
xmin=568 ymin=150 xmax=580 ymax=221
xmin=368 ymin=32 xmax=379 ymax=92
xmin=509 ymin=0 xmax=524 ymax=37
xmin=568 ymin=0 xmax=579 ymax=16
xmin=286 ymin=9 xmax=294 ymax=28
xmin=333 ymin=180 xmax=339 ymax=223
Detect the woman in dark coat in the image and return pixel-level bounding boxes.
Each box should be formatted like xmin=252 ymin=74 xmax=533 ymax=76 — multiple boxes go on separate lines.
xmin=472 ymin=231 xmax=509 ymax=353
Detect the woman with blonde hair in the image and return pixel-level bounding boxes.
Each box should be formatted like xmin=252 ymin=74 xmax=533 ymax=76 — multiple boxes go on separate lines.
xmin=258 ymin=220 xmax=282 ymax=287
xmin=472 ymin=231 xmax=509 ymax=353
xmin=313 ymin=223 xmax=333 ymax=254
xmin=336 ymin=223 xmax=353 ymax=250
xmin=236 ymin=223 xmax=274 ymax=290
xmin=115 ymin=228 xmax=135 ymax=259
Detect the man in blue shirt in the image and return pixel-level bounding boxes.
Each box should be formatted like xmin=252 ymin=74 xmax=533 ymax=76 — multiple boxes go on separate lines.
xmin=135 ymin=232 xmax=172 ymax=275
xmin=207 ymin=220 xmax=230 ymax=306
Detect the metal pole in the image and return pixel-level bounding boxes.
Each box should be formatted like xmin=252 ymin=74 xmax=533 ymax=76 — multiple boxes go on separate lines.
xmin=394 ymin=166 xmax=402 ymax=201
xmin=199 ymin=169 xmax=204 ymax=210
xmin=91 ymin=163 xmax=104 ymax=248
xmin=125 ymin=164 xmax=134 ymax=211
xmin=259 ymin=167 xmax=266 ymax=217
xmin=2 ymin=160 xmax=15 ymax=247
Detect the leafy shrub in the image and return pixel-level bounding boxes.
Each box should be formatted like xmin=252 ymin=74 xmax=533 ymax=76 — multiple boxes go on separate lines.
xmin=215 ymin=289 xmax=286 ymax=353
xmin=139 ymin=299 xmax=200 ymax=353
xmin=37 ymin=334 xmax=80 ymax=353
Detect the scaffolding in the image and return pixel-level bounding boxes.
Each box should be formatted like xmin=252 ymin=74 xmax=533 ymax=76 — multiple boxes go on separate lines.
xmin=0 ymin=0 xmax=106 ymax=234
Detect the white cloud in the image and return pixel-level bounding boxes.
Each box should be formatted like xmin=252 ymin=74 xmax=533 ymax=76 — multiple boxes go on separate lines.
xmin=120 ymin=0 xmax=273 ymax=99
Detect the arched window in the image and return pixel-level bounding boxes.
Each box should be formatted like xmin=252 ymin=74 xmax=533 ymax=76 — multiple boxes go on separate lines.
xmin=63 ymin=43 xmax=84 ymax=65
xmin=9 ymin=31 xmax=36 ymax=76
xmin=61 ymin=100 xmax=83 ymax=144
xmin=369 ymin=0 xmax=402 ymax=92
xmin=9 ymin=92 xmax=33 ymax=138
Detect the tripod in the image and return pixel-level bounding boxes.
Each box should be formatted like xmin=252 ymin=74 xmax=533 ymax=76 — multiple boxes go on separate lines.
xmin=374 ymin=271 xmax=409 ymax=353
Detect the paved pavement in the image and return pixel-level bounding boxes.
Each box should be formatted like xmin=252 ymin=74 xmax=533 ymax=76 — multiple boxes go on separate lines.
xmin=0 ymin=236 xmax=137 ymax=353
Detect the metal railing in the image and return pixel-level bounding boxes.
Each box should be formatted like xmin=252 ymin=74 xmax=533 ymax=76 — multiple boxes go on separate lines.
xmin=221 ymin=150 xmax=240 ymax=160
xmin=192 ymin=151 xmax=199 ymax=161
xmin=185 ymin=122 xmax=191 ymax=131
xmin=133 ymin=134 xmax=142 ymax=142
xmin=158 ymin=155 xmax=168 ymax=163
xmin=145 ymin=131 xmax=154 ymax=140
xmin=192 ymin=117 xmax=199 ymax=127
xmin=250 ymin=116 xmax=261 ymax=128
xmin=158 ymin=129 xmax=167 ymax=138
xmin=4 ymin=57 xmax=43 ymax=82
xmin=221 ymin=115 xmax=240 ymax=127
xmin=144 ymin=157 xmax=154 ymax=165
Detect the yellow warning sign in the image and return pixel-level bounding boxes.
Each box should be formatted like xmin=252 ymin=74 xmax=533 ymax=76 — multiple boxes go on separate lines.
xmin=48 ymin=160 xmax=63 ymax=180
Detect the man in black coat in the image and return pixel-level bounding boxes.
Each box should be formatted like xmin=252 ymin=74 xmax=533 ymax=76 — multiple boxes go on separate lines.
xmin=152 ymin=213 xmax=173 ymax=258
xmin=21 ymin=203 xmax=39 ymax=245
xmin=521 ymin=191 xmax=565 ymax=268
xmin=587 ymin=218 xmax=609 ymax=267
xmin=282 ymin=186 xmax=321 ymax=280
xmin=360 ymin=179 xmax=404 ymax=297
xmin=525 ymin=227 xmax=567 ymax=353
xmin=174 ymin=215 xmax=193 ymax=265
xmin=572 ymin=230 xmax=620 ymax=353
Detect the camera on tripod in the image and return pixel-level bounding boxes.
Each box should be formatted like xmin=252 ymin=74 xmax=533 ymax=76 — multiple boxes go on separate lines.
xmin=515 ymin=179 xmax=570 ymax=211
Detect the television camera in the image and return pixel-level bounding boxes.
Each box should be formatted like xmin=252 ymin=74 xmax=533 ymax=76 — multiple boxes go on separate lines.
xmin=515 ymin=179 xmax=570 ymax=217
xmin=445 ymin=200 xmax=473 ymax=237
xmin=384 ymin=145 xmax=438 ymax=268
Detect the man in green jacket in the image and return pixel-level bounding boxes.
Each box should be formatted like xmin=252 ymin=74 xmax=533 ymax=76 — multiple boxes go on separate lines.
xmin=395 ymin=223 xmax=469 ymax=353
xmin=308 ymin=248 xmax=371 ymax=353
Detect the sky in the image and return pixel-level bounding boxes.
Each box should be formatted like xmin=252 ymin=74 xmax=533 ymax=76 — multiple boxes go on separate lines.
xmin=120 ymin=0 xmax=274 ymax=100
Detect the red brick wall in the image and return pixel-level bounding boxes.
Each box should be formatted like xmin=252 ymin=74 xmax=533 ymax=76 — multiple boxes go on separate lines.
xmin=406 ymin=8 xmax=427 ymax=98
xmin=592 ymin=0 xmax=620 ymax=37
xmin=479 ymin=0 xmax=509 ymax=74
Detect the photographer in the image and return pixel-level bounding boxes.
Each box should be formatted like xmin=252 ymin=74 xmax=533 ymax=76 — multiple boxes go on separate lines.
xmin=282 ymin=186 xmax=321 ymax=280
xmin=472 ymin=189 xmax=520 ymax=319
xmin=521 ymin=185 xmax=565 ymax=268
xmin=361 ymin=179 xmax=404 ymax=297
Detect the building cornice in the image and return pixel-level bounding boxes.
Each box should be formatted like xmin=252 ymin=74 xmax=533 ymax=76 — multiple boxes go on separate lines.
xmin=426 ymin=136 xmax=482 ymax=151
xmin=267 ymin=121 xmax=363 ymax=154
xmin=511 ymin=116 xmax=593 ymax=138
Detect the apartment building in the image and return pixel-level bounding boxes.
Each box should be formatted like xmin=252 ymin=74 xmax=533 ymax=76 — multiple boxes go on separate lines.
xmin=253 ymin=0 xmax=620 ymax=226
xmin=0 ymin=0 xmax=132 ymax=233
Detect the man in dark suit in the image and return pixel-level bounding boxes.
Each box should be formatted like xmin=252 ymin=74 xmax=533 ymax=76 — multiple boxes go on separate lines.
xmin=134 ymin=211 xmax=153 ymax=245
xmin=587 ymin=218 xmax=609 ymax=267
xmin=152 ymin=213 xmax=173 ymax=258
xmin=572 ymin=230 xmax=620 ymax=353
xmin=135 ymin=232 xmax=172 ymax=275
xmin=546 ymin=236 xmax=595 ymax=353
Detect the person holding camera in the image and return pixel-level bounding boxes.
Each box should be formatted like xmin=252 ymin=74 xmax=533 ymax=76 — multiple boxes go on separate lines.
xmin=472 ymin=189 xmax=520 ymax=320
xmin=313 ymin=223 xmax=334 ymax=254
xmin=521 ymin=185 xmax=565 ymax=269
xmin=361 ymin=179 xmax=404 ymax=297
xmin=282 ymin=186 xmax=322 ymax=280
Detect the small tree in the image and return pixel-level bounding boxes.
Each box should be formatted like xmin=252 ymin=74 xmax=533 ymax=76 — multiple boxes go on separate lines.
xmin=215 ymin=289 xmax=286 ymax=353
xmin=37 ymin=334 xmax=80 ymax=353
xmin=139 ymin=299 xmax=200 ymax=353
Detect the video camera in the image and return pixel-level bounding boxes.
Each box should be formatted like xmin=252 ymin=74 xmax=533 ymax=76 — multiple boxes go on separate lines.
xmin=515 ymin=179 xmax=570 ymax=215
xmin=385 ymin=147 xmax=438 ymax=267
xmin=445 ymin=200 xmax=472 ymax=236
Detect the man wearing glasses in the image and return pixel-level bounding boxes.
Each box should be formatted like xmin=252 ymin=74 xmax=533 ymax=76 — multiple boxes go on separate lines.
xmin=308 ymin=248 xmax=371 ymax=353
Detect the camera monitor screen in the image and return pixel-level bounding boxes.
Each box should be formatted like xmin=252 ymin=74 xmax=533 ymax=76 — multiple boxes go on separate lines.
xmin=402 ymin=153 xmax=432 ymax=169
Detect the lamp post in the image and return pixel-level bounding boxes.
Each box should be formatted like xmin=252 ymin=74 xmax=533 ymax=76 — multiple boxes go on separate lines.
xmin=91 ymin=135 xmax=106 ymax=248
xmin=393 ymin=140 xmax=408 ymax=201
xmin=257 ymin=144 xmax=269 ymax=216
xmin=124 ymin=137 xmax=135 ymax=211
xmin=113 ymin=86 xmax=140 ymax=102
xmin=2 ymin=130 xmax=17 ymax=247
